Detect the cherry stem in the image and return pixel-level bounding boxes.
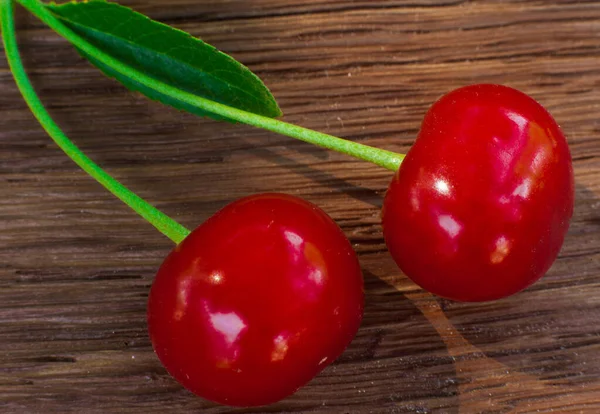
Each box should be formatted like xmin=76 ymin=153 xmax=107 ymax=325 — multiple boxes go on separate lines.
xmin=15 ymin=0 xmax=406 ymax=172
xmin=0 ymin=0 xmax=191 ymax=244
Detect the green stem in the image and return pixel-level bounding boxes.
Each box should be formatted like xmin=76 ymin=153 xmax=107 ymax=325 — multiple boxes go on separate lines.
xmin=15 ymin=0 xmax=405 ymax=172
xmin=0 ymin=0 xmax=191 ymax=244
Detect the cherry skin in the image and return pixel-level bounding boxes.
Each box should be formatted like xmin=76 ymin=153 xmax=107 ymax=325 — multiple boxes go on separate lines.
xmin=147 ymin=193 xmax=364 ymax=407
xmin=382 ymin=84 xmax=574 ymax=302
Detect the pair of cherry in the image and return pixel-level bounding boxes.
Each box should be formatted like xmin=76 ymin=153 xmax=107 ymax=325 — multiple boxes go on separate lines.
xmin=147 ymin=84 xmax=574 ymax=407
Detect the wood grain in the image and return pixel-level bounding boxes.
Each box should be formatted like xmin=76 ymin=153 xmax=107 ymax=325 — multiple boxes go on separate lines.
xmin=1 ymin=0 xmax=600 ymax=412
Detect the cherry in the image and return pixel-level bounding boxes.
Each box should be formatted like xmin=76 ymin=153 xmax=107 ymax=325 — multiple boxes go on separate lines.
xmin=382 ymin=84 xmax=574 ymax=302
xmin=147 ymin=193 xmax=364 ymax=407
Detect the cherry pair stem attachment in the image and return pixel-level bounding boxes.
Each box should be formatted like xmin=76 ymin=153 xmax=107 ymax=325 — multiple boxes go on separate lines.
xmin=1 ymin=0 xmax=404 ymax=245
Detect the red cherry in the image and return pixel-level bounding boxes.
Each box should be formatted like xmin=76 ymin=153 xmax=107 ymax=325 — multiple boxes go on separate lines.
xmin=382 ymin=84 xmax=574 ymax=302
xmin=147 ymin=193 xmax=364 ymax=406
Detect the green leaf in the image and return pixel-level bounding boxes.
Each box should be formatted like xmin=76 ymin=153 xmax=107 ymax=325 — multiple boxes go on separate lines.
xmin=46 ymin=0 xmax=282 ymax=120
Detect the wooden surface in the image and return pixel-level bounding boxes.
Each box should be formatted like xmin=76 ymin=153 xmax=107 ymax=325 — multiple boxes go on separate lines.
xmin=1 ymin=0 xmax=600 ymax=412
